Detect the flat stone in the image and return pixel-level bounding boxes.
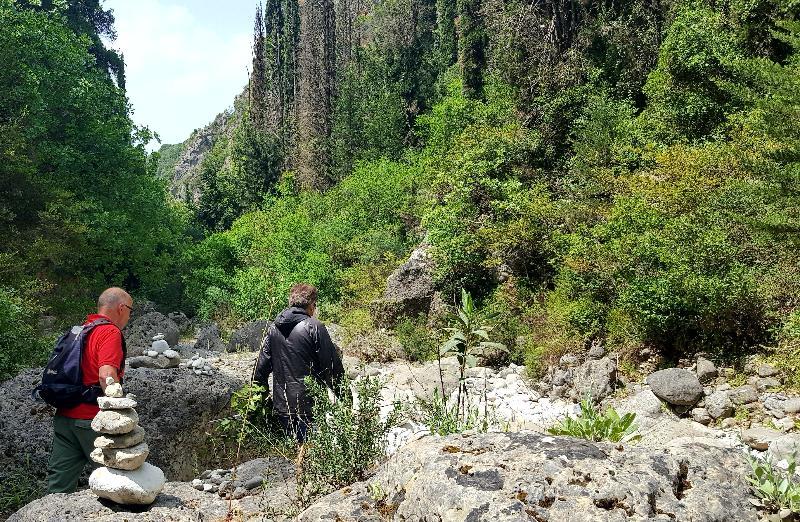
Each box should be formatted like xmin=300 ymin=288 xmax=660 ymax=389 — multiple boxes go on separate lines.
xmin=691 ymin=408 xmax=712 ymax=425
xmin=696 ymin=357 xmax=718 ymax=383
xmin=97 ymin=396 xmax=138 ymax=410
xmin=91 ymin=409 xmax=139 ymax=435
xmin=94 ymin=426 xmax=145 ymax=450
xmin=742 ymin=427 xmax=782 ymax=451
xmin=758 ymin=364 xmax=779 ymax=377
xmin=775 ymin=418 xmax=796 ymax=432
xmin=768 ymin=434 xmax=800 ymax=462
xmin=146 ymin=350 xmax=159 ymax=357
xmin=163 ymin=349 xmax=180 ymax=359
xmin=784 ymin=398 xmax=800 ymax=414
xmin=90 ymin=442 xmax=149 ymax=470
xmin=730 ymin=385 xmax=759 ymax=405
xmin=757 ymin=377 xmax=781 ymax=391
xmin=89 ymin=461 xmax=165 ymax=505
xmin=647 ymin=368 xmax=704 ymax=406
xmin=128 ymin=354 xmax=180 ymax=369
xmin=244 ymin=475 xmax=263 ymax=490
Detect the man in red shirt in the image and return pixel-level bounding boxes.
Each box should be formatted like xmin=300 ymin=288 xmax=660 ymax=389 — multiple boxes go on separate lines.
xmin=46 ymin=287 xmax=132 ymax=493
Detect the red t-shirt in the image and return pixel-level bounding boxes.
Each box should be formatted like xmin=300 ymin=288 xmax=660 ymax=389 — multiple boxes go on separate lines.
xmin=57 ymin=314 xmax=125 ymax=420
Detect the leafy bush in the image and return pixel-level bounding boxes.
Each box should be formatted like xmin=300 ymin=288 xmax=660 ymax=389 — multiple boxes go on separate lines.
xmin=548 ymin=399 xmax=640 ymax=443
xmin=748 ymin=453 xmax=800 ymax=514
xmin=414 ymin=388 xmax=502 ymax=436
xmin=394 ymin=314 xmax=439 ymax=362
xmin=0 ymin=287 xmax=51 ymax=382
xmin=300 ymin=375 xmax=399 ymax=496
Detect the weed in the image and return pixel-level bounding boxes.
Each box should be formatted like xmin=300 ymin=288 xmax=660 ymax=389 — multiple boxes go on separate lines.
xmin=548 ymin=398 xmax=641 ymax=443
xmin=748 ymin=452 xmax=800 ymax=514
xmin=0 ymin=458 xmax=45 ymax=518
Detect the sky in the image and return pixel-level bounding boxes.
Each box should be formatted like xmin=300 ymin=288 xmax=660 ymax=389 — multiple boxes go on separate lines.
xmin=103 ymin=0 xmax=256 ymax=150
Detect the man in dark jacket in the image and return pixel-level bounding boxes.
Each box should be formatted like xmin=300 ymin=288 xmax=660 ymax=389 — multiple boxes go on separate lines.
xmin=253 ymin=283 xmax=344 ymax=441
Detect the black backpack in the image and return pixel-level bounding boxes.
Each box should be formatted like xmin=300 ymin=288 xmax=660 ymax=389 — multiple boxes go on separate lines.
xmin=33 ymin=318 xmax=122 ymax=408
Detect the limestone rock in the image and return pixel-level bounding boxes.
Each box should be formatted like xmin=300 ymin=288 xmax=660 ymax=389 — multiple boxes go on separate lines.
xmin=124 ymin=312 xmax=179 ymax=356
xmin=97 ymin=396 xmax=137 ymax=410
xmin=705 ymin=391 xmax=735 ymax=420
xmin=195 ymin=323 xmax=226 ymax=352
xmin=227 ymin=320 xmax=271 ymax=352
xmin=151 ymin=338 xmax=169 ymax=353
xmin=758 ymin=364 xmax=779 ymax=377
xmin=89 ymin=461 xmax=166 ymax=505
xmin=91 ymin=409 xmax=139 ymax=435
xmin=162 ymin=349 xmax=180 ymax=359
xmin=127 ymin=354 xmax=180 ymax=370
xmin=768 ymin=434 xmax=800 ymax=462
xmin=691 ymin=408 xmax=712 ymax=425
xmin=757 ymin=377 xmax=781 ymax=391
xmin=90 ymin=442 xmax=150 ymax=470
xmin=104 ymin=380 xmax=123 ymax=398
xmin=586 ymin=342 xmax=605 ymax=360
xmin=784 ymin=398 xmax=800 ymax=414
xmin=297 ymin=431 xmax=758 ymax=521
xmin=696 ymin=357 xmax=718 ymax=383
xmin=373 ymin=244 xmax=436 ymax=327
xmin=647 ymin=368 xmax=704 ymax=406
xmin=742 ymin=427 xmax=782 ymax=451
xmin=572 ymin=357 xmax=616 ymax=403
xmin=730 ymin=385 xmax=759 ymax=405
xmin=94 ymin=426 xmax=146 ymax=450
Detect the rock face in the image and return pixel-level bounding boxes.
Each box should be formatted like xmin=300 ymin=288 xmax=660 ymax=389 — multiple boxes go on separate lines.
xmin=124 ymin=313 xmax=179 ymax=356
xmin=646 ymin=368 xmax=704 ymax=406
xmin=374 ymin=243 xmax=436 ymax=327
xmin=195 ymin=323 xmax=226 ymax=352
xmin=0 ymin=365 xmax=244 ymax=487
xmin=227 ymin=320 xmax=271 ymax=352
xmin=571 ymin=357 xmax=617 ymax=402
xmin=298 ymin=431 xmax=758 ymax=521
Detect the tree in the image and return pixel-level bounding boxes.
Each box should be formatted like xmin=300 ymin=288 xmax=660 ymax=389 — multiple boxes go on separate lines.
xmin=250 ymin=3 xmax=268 ymax=131
xmin=296 ymin=0 xmax=336 ymax=190
xmin=456 ymin=0 xmax=485 ymax=97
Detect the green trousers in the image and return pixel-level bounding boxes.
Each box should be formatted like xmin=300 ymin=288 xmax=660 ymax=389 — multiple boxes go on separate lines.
xmin=46 ymin=415 xmax=98 ymax=493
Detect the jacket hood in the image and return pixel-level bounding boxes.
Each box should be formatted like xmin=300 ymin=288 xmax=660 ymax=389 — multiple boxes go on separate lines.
xmin=274 ymin=306 xmax=310 ymax=337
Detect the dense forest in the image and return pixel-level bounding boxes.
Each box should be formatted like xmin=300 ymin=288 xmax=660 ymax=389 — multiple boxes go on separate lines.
xmin=2 ymin=0 xmax=800 ymax=381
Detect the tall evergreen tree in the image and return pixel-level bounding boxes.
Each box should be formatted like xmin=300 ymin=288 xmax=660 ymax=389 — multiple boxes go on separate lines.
xmin=457 ymin=0 xmax=485 ymax=97
xmin=250 ymin=3 xmax=268 ymax=130
xmin=297 ymin=0 xmax=336 ymax=190
xmin=434 ymin=0 xmax=457 ymax=73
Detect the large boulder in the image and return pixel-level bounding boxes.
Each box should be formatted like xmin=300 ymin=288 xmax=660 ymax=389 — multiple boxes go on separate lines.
xmin=298 ymin=431 xmax=758 ymax=521
xmin=194 ymin=323 xmax=226 ymax=352
xmin=227 ymin=320 xmax=271 ymax=352
xmin=373 ymin=243 xmax=436 ymax=327
xmin=124 ymin=312 xmax=180 ymax=356
xmin=571 ymin=357 xmax=616 ymax=403
xmin=646 ymin=368 xmax=704 ymax=407
xmin=0 ymin=365 xmax=246 ymax=488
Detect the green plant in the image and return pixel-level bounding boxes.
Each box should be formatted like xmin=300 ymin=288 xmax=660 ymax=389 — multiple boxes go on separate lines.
xmin=395 ymin=314 xmax=439 ymax=362
xmin=0 ymin=458 xmax=44 ymax=518
xmin=415 ymin=388 xmax=501 ymax=436
xmin=299 ymin=375 xmax=399 ymax=498
xmin=548 ymin=398 xmax=641 ymax=443
xmin=748 ymin=453 xmax=800 ymax=513
xmin=441 ymin=288 xmax=507 ymax=419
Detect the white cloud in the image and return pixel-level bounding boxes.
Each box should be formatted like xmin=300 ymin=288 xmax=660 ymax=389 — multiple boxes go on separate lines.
xmin=104 ymin=0 xmax=252 ymax=149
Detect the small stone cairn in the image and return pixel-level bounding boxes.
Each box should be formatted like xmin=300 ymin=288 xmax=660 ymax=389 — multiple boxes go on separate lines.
xmin=128 ymin=333 xmax=180 ymax=369
xmin=88 ymin=377 xmax=166 ymax=505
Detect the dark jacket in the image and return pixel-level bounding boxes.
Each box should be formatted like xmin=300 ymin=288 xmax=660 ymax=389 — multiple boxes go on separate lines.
xmin=252 ymin=306 xmax=344 ymax=417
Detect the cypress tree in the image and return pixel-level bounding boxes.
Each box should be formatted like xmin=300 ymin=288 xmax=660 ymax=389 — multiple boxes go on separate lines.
xmin=250 ymin=3 xmax=268 ymax=130
xmin=457 ymin=0 xmax=485 ymax=98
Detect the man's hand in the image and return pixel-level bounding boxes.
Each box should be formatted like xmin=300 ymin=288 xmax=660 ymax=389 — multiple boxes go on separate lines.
xmin=99 ymin=365 xmax=119 ymax=392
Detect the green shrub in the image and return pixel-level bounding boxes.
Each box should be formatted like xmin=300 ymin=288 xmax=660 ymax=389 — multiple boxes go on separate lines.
xmin=394 ymin=314 xmax=438 ymax=362
xmin=748 ymin=452 xmax=800 ymax=514
xmin=548 ymin=398 xmax=640 ymax=443
xmin=414 ymin=388 xmax=503 ymax=436
xmin=300 ymin=375 xmax=399 ymax=497
xmin=0 ymin=287 xmax=50 ymax=382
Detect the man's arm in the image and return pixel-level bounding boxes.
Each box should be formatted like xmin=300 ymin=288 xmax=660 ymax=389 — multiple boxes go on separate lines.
xmin=253 ymin=330 xmax=273 ymax=387
xmin=314 ymin=323 xmax=344 ymax=390
xmin=99 ymin=365 xmax=119 ymax=391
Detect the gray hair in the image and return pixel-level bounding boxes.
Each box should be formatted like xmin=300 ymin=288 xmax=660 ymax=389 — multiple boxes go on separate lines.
xmin=288 ymin=283 xmax=318 ymax=308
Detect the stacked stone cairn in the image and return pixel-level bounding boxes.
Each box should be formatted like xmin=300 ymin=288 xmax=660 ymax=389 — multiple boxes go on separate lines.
xmin=88 ymin=377 xmax=166 ymax=505
xmin=128 ymin=333 xmax=180 ymax=369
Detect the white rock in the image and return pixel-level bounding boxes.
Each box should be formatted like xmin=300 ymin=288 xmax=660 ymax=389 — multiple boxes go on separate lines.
xmin=97 ymin=396 xmax=137 ymax=410
xmin=191 ymin=358 xmax=205 ymax=368
xmin=202 ymin=365 xmax=211 ymax=371
xmin=104 ymin=381 xmax=124 ymax=398
xmin=94 ymin=426 xmax=146 ymax=450
xmin=146 ymin=350 xmax=158 ymax=357
xmin=163 ymin=349 xmax=180 ymax=359
xmin=151 ymin=339 xmax=169 ymax=353
xmin=191 ymin=354 xmax=199 ymax=360
xmin=194 ymin=369 xmax=202 ymax=375
xmin=192 ymin=479 xmax=203 ymax=488
xmin=203 ymin=483 xmax=214 ymax=492
xmin=89 ymin=462 xmax=165 ymax=505
xmin=152 ymin=334 xmax=165 ymax=341
xmin=90 ymin=442 xmax=149 ymax=470
xmin=91 ymin=409 xmax=139 ymax=435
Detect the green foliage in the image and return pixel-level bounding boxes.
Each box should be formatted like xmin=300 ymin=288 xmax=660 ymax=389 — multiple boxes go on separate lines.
xmin=0 ymin=286 xmax=51 ymax=382
xmin=415 ymin=388 xmax=497 ymax=435
xmin=548 ymin=398 xmax=640 ymax=443
xmin=394 ymin=314 xmax=439 ymax=362
xmin=301 ymin=375 xmax=399 ymax=496
xmin=748 ymin=453 xmax=800 ymax=514
xmin=0 ymin=457 xmax=45 ymax=519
